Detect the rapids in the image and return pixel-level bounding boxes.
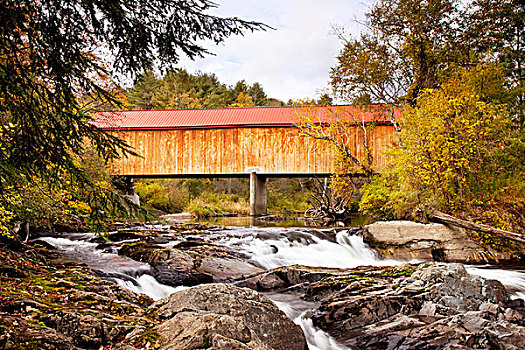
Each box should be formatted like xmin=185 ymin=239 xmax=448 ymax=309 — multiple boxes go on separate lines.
xmin=40 ymin=225 xmax=525 ymax=350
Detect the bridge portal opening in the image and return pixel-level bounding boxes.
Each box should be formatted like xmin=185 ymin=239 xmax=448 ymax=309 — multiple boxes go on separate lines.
xmin=114 ymin=174 xmax=331 ymax=217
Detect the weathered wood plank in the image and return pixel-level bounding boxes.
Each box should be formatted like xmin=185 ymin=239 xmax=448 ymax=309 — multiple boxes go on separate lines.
xmin=110 ymin=125 xmax=396 ymax=176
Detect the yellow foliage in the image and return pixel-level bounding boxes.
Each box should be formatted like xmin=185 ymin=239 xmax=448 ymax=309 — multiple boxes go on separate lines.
xmin=229 ymin=92 xmax=254 ymax=108
xmin=0 ymin=203 xmax=14 ymax=237
xmin=361 ymin=63 xmax=525 ymax=233
xmin=397 ymin=74 xmax=506 ymax=210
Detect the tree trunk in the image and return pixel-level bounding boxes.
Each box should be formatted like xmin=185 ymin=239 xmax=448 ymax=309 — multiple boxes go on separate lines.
xmin=430 ymin=210 xmax=525 ymax=245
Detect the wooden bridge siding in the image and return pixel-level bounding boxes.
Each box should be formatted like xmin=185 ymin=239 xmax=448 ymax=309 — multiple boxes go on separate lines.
xmin=112 ymin=125 xmax=395 ymax=176
xmin=371 ymin=125 xmax=396 ymax=168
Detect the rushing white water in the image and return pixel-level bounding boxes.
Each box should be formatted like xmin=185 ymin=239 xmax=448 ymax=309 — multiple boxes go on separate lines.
xmin=39 ymin=235 xmax=183 ymax=301
xmin=115 ymin=275 xmax=187 ymax=300
xmin=467 ymin=266 xmax=525 ymax=301
xmin=39 ymin=226 xmax=525 ymax=350
xmin=268 ymin=293 xmax=348 ymax=350
xmin=38 ymin=228 xmax=380 ymax=349
xmin=39 ymin=235 xmax=152 ymax=277
xmin=215 ymin=227 xmax=400 ymax=269
xmin=295 ymin=312 xmax=349 ymax=350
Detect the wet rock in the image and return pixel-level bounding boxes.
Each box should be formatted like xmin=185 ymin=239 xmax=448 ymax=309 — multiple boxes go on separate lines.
xmin=255 ymin=232 xmax=281 ymax=241
xmin=255 ymin=229 xmax=336 ymax=244
xmin=150 ymin=283 xmax=307 ymax=350
xmin=118 ymin=241 xmax=163 ymax=261
xmin=118 ymin=241 xmax=205 ymax=285
xmin=363 ymin=221 xmax=513 ymax=263
xmin=198 ymin=257 xmax=264 ymax=282
xmin=418 ymin=263 xmax=509 ymax=310
xmin=284 ymin=231 xmax=316 ymax=245
xmin=119 ymin=241 xmax=263 ymax=286
xmin=105 ymin=230 xmax=142 ymax=242
xmin=151 ymin=249 xmax=214 ymax=286
xmin=235 ymin=265 xmax=340 ymax=292
xmin=300 ymin=228 xmax=338 ymax=243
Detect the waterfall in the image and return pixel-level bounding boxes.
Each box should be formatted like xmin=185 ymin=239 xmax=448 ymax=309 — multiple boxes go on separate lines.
xmin=215 ymin=227 xmax=399 ymax=269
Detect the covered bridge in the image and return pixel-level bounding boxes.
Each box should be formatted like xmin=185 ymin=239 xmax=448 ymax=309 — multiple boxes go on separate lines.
xmin=93 ymin=105 xmax=398 ymax=215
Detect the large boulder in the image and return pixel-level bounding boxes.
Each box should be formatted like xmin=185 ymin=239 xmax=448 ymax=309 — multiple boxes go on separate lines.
xmin=363 ymin=220 xmax=512 ymax=263
xmin=149 ymin=283 xmax=307 ymax=350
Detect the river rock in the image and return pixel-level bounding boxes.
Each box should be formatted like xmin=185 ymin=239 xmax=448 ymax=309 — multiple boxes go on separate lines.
xmin=363 ymin=220 xmax=512 ymax=263
xmin=149 ymin=283 xmax=307 ymax=350
xmin=236 ymin=262 xmax=525 ymax=349
xmin=119 ymin=241 xmax=263 ymax=287
xmin=236 ymin=264 xmax=345 ymax=292
xmin=309 ymin=263 xmax=525 ymax=349
xmin=0 ymin=315 xmax=79 ymax=350
xmin=198 ymin=256 xmax=265 ymax=282
xmin=39 ymin=310 xmax=134 ymax=348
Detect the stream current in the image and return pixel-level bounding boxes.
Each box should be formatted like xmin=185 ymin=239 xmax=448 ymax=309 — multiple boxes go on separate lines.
xmin=40 ymin=225 xmax=525 ymax=350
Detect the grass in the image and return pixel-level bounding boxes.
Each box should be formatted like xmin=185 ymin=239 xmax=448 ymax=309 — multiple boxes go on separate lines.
xmin=185 ymin=192 xmax=250 ymax=217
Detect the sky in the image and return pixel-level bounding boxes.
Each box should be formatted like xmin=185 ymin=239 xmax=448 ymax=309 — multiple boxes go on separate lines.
xmin=176 ymin=0 xmax=372 ymax=102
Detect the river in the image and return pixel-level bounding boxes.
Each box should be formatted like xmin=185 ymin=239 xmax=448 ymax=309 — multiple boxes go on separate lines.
xmin=39 ymin=224 xmax=525 ymax=350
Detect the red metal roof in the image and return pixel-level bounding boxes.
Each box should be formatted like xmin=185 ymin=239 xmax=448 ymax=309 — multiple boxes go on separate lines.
xmin=92 ymin=105 xmax=399 ymax=130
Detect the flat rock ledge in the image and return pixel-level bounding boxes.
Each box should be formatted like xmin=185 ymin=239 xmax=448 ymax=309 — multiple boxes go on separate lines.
xmin=235 ymin=263 xmax=525 ymax=350
xmin=364 ymin=220 xmax=515 ymax=263
xmin=149 ymin=283 xmax=307 ymax=350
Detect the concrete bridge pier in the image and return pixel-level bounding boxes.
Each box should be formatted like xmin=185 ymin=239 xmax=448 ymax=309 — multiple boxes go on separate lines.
xmin=250 ymin=172 xmax=267 ymax=216
xmin=123 ymin=177 xmax=141 ymax=206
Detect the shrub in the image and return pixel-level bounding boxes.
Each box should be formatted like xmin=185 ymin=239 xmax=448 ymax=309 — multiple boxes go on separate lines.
xmin=135 ymin=180 xmax=189 ymax=213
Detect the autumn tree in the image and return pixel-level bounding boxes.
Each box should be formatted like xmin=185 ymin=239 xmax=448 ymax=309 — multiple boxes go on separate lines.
xmin=302 ymin=0 xmax=524 ymax=221
xmin=360 ymin=63 xmax=525 ymax=232
xmin=463 ymin=0 xmax=525 ymax=126
xmin=229 ymin=92 xmax=255 ymax=108
xmin=294 ymin=104 xmax=394 ymax=218
xmin=296 ymin=106 xmax=380 ymax=177
xmin=331 ymin=0 xmax=523 ymax=123
xmin=331 ymin=0 xmax=461 ymax=107
xmin=0 ymin=0 xmax=266 ymax=233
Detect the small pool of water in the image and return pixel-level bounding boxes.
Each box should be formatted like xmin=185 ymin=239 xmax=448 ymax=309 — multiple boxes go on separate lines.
xmin=184 ymin=213 xmax=374 ymax=228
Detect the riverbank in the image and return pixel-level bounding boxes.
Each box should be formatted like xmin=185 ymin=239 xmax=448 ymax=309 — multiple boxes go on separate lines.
xmin=0 ymin=238 xmax=156 ymax=349
xmin=159 ymin=212 xmax=374 ymax=228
